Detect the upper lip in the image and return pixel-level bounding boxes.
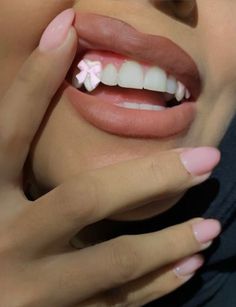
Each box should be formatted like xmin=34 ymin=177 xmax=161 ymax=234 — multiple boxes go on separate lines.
xmin=73 ymin=12 xmax=201 ymax=100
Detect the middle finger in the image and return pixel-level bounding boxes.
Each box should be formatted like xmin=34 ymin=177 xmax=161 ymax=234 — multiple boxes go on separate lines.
xmin=16 ymin=147 xmax=219 ymax=254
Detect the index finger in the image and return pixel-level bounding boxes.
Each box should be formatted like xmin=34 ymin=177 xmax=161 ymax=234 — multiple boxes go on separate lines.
xmin=0 ymin=9 xmax=77 ymax=181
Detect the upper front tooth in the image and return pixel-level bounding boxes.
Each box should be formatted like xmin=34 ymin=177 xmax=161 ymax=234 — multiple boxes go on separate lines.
xmin=144 ymin=67 xmax=167 ymax=92
xmin=166 ymin=75 xmax=177 ymax=94
xmin=175 ymin=81 xmax=186 ymax=102
xmin=101 ymin=64 xmax=118 ymax=86
xmin=84 ymin=76 xmax=95 ymax=92
xmin=118 ymin=61 xmax=144 ymax=89
xmin=76 ymin=59 xmax=102 ymax=92
xmin=76 ymin=57 xmax=190 ymax=100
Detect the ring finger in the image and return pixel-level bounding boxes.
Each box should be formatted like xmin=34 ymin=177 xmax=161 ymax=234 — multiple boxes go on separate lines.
xmin=34 ymin=219 xmax=220 ymax=306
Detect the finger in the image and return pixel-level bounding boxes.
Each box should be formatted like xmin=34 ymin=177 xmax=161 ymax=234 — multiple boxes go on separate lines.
xmin=36 ymin=219 xmax=220 ymax=305
xmin=0 ymin=9 xmax=77 ymax=180
xmin=79 ymin=255 xmax=204 ymax=307
xmin=24 ymin=147 xmax=220 ymax=251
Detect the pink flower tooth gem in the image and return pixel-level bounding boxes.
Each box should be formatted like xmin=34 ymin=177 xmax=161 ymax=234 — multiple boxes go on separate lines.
xmin=76 ymin=59 xmax=102 ymax=92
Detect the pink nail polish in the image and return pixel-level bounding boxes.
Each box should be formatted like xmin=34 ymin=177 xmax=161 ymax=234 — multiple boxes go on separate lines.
xmin=193 ymin=219 xmax=221 ymax=244
xmin=39 ymin=9 xmax=75 ymax=52
xmin=174 ymin=255 xmax=204 ymax=277
xmin=180 ymin=147 xmax=220 ymax=176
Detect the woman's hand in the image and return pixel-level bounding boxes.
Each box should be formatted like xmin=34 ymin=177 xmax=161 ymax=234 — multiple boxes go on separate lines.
xmin=0 ymin=9 xmax=221 ymax=307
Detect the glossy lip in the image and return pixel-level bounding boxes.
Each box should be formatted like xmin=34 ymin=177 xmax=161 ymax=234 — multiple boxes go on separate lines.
xmin=73 ymin=13 xmax=201 ymax=99
xmin=65 ymin=12 xmax=201 ymax=138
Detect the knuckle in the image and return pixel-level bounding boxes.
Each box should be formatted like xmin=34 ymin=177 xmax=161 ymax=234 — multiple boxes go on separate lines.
xmin=184 ymin=222 xmax=201 ymax=249
xmin=109 ymin=236 xmax=139 ymax=285
xmin=176 ymin=222 xmax=200 ymax=252
xmin=162 ymin=234 xmax=181 ymax=257
xmin=17 ymin=56 xmax=43 ymax=90
xmin=148 ymin=152 xmax=190 ymax=194
xmin=164 ymin=223 xmax=200 ymax=258
xmin=148 ymin=158 xmax=170 ymax=192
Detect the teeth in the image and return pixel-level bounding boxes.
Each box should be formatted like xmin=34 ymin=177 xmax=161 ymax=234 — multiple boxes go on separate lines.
xmin=72 ymin=73 xmax=82 ymax=89
xmin=117 ymin=101 xmax=166 ymax=111
xmin=101 ymin=64 xmax=118 ymax=86
xmin=118 ymin=102 xmax=140 ymax=110
xmin=118 ymin=61 xmax=144 ymax=89
xmin=144 ymin=67 xmax=167 ymax=92
xmin=84 ymin=75 xmax=95 ymax=92
xmin=166 ymin=75 xmax=177 ymax=94
xmin=76 ymin=59 xmax=102 ymax=92
xmin=76 ymin=57 xmax=191 ymax=102
xmin=185 ymin=89 xmax=191 ymax=99
xmin=175 ymin=81 xmax=185 ymax=102
xmin=140 ymin=104 xmax=166 ymax=111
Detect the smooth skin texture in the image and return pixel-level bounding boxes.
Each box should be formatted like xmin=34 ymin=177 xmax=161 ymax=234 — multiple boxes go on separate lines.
xmin=1 ymin=0 xmax=235 ymax=220
xmin=0 ymin=7 xmax=222 ymax=307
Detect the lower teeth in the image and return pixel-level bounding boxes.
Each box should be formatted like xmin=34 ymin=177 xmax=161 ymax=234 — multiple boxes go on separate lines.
xmin=116 ymin=102 xmax=166 ymax=111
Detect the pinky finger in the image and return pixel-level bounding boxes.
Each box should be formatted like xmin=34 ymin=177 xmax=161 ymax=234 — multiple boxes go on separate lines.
xmin=79 ymin=255 xmax=204 ymax=307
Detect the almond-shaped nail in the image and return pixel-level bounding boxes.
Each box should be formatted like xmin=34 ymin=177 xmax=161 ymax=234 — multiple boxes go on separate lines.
xmin=180 ymin=147 xmax=220 ymax=176
xmin=193 ymin=219 xmax=221 ymax=247
xmin=39 ymin=9 xmax=75 ymax=52
xmin=174 ymin=254 xmax=204 ymax=278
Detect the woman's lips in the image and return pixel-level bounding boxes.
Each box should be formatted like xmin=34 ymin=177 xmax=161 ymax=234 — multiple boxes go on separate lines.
xmin=65 ymin=12 xmax=200 ymax=138
xmin=73 ymin=13 xmax=201 ymax=99
xmin=66 ymin=84 xmax=196 ymax=138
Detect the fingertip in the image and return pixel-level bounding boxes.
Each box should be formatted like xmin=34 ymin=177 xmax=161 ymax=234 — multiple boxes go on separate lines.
xmin=39 ymin=9 xmax=75 ymax=52
xmin=180 ymin=147 xmax=221 ymax=177
xmin=174 ymin=254 xmax=204 ymax=279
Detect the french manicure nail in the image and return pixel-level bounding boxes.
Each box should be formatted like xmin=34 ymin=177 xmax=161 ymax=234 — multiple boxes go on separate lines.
xmin=192 ymin=219 xmax=221 ymax=245
xmin=174 ymin=255 xmax=204 ymax=277
xmin=180 ymin=147 xmax=220 ymax=176
xmin=39 ymin=8 xmax=75 ymax=52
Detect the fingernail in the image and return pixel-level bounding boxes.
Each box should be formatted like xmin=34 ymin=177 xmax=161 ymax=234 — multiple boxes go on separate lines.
xmin=174 ymin=255 xmax=204 ymax=277
xmin=39 ymin=9 xmax=75 ymax=52
xmin=180 ymin=147 xmax=220 ymax=176
xmin=193 ymin=219 xmax=221 ymax=246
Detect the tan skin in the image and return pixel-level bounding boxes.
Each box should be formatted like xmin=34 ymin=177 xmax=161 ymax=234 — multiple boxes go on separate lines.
xmin=0 ymin=0 xmax=232 ymax=305
xmin=0 ymin=1 xmax=235 ymax=219
xmin=2 ymin=0 xmax=235 ymax=220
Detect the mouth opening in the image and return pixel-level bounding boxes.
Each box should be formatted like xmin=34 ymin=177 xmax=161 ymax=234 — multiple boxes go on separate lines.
xmin=65 ymin=13 xmax=199 ymax=138
xmin=78 ymin=84 xmax=183 ymax=110
xmin=67 ymin=49 xmax=192 ymax=112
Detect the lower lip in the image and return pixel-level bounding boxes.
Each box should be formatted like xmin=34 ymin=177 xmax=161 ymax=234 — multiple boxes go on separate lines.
xmin=65 ymin=83 xmax=196 ymax=138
